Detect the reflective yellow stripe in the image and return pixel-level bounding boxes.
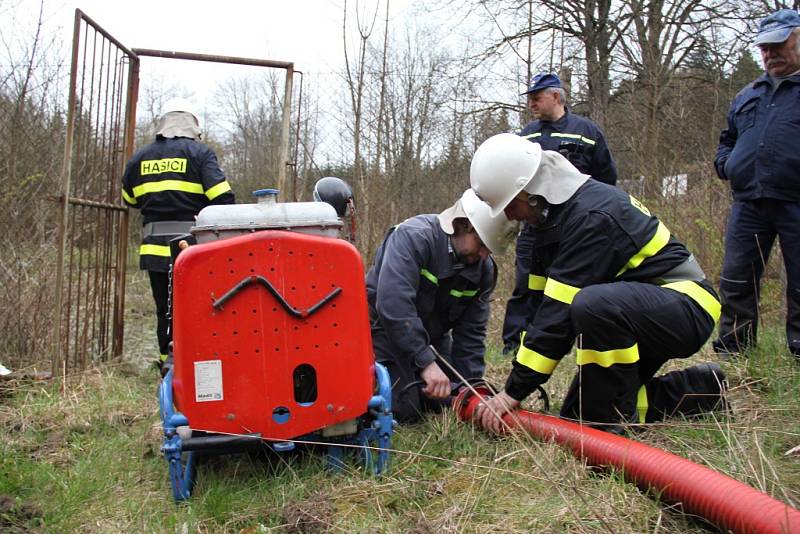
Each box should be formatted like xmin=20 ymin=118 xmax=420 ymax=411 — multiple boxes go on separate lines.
xmin=551 ymin=132 xmax=596 ymax=145
xmin=662 ymin=281 xmax=721 ymax=323
xmin=160 ymin=353 xmax=169 ymax=362
xmin=420 ymin=268 xmax=438 ymax=285
xmin=140 ymin=157 xmax=187 ymax=175
xmin=637 ymin=385 xmax=648 ymax=424
xmin=140 ymin=244 xmax=171 ymax=257
xmin=205 ymin=180 xmax=232 ymax=200
xmin=450 ymin=288 xmax=478 ymax=298
xmin=544 ymin=278 xmax=581 ymax=305
xmin=528 ymin=274 xmax=546 ymax=291
xmin=522 ymin=132 xmax=542 ymax=140
xmin=576 ymin=343 xmax=639 ymax=368
xmin=616 ymin=221 xmax=670 ymax=276
xmin=121 ymin=189 xmax=136 ymax=206
xmin=132 ymin=179 xmax=204 ymax=198
xmin=516 ymin=344 xmax=559 ymax=375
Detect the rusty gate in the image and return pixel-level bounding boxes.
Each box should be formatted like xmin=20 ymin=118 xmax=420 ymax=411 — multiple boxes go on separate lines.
xmin=53 ymin=9 xmax=295 ymax=377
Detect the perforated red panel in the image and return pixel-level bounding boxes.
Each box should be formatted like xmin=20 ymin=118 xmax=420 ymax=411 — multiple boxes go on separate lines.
xmin=171 ymin=230 xmax=375 ymax=440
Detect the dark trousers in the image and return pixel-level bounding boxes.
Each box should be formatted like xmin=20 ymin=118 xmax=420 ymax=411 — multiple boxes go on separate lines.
xmin=377 ymin=334 xmax=480 ymax=424
xmin=147 ymin=270 xmax=170 ymax=360
xmin=714 ymin=199 xmax=800 ymax=355
xmin=559 ymin=281 xmax=723 ymax=427
xmin=502 ymin=225 xmax=535 ymax=352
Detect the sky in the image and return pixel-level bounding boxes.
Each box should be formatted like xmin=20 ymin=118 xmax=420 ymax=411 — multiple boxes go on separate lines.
xmin=3 ymin=0 xmax=420 ymax=115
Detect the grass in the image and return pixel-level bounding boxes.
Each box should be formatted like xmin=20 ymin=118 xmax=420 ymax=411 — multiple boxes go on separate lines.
xmin=1 ymin=272 xmax=799 ymax=532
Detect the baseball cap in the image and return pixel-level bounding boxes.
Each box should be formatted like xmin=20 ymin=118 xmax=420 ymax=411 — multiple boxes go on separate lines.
xmin=754 ymin=9 xmax=800 ymax=46
xmin=522 ymin=73 xmax=562 ymax=96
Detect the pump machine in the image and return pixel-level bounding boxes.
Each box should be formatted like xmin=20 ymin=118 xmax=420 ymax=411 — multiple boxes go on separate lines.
xmin=158 ymin=189 xmax=393 ymax=502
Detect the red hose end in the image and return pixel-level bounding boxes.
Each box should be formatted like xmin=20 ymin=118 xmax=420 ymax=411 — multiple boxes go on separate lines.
xmin=453 ymin=385 xmax=493 ymax=421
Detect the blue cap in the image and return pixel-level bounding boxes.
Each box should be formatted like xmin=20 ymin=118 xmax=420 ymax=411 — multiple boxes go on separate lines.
xmin=754 ymin=9 xmax=800 ymax=45
xmin=522 ymin=73 xmax=562 ymax=95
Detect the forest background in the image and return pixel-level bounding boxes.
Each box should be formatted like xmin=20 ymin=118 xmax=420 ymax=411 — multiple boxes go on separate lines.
xmin=0 ymin=0 xmax=787 ymax=377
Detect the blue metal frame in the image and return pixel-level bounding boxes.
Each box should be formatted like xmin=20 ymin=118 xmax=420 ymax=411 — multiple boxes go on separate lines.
xmin=158 ymin=362 xmax=394 ymax=502
xmin=158 ymin=368 xmax=195 ymax=502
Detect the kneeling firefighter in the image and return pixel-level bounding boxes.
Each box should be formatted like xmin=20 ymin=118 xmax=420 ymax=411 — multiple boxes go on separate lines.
xmin=366 ymin=189 xmax=519 ymax=423
xmin=469 ymin=134 xmax=727 ymax=434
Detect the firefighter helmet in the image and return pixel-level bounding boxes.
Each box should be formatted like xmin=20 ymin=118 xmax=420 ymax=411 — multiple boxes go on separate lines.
xmin=313 ymin=177 xmax=354 ymax=218
xmin=438 ymin=189 xmax=519 ymax=255
xmin=469 ymin=133 xmax=542 ymax=216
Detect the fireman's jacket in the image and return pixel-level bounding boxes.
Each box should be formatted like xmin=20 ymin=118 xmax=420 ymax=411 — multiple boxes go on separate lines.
xmin=520 ymin=110 xmax=618 ymax=185
xmin=122 ymin=136 xmax=235 ymax=271
xmin=715 ymin=72 xmax=800 ymax=202
xmin=505 ymin=179 xmax=721 ymax=401
xmin=366 ymin=215 xmax=495 ymax=378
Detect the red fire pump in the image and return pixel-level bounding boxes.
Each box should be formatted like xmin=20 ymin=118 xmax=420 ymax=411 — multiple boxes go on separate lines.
xmin=157 ymin=189 xmax=393 ymax=502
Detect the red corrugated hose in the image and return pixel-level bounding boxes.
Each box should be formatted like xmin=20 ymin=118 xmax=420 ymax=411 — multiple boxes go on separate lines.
xmin=454 ymin=386 xmax=800 ymax=534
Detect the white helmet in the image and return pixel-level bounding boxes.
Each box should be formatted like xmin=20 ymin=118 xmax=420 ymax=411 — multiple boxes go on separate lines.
xmin=470 ymin=133 xmax=542 ymax=216
xmin=438 ymin=189 xmax=520 ymax=255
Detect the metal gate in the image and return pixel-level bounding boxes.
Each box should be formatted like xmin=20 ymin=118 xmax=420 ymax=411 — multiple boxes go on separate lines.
xmin=52 ymin=10 xmax=137 ymax=377
xmin=53 ymin=9 xmax=295 ymax=377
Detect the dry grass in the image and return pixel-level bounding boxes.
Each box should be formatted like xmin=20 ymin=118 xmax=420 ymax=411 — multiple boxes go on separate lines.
xmin=1 ymin=263 xmax=799 ymax=532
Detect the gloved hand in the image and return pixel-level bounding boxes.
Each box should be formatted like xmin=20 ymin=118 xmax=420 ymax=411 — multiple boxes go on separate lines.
xmin=420 ymin=361 xmax=450 ymax=400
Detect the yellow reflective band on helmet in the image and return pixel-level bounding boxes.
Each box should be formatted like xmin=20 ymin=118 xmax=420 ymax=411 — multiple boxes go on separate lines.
xmin=140 ymin=157 xmax=187 ymax=175
xmin=550 ymin=132 xmax=596 ymax=145
xmin=637 ymin=384 xmax=648 ymax=424
xmin=662 ymin=281 xmax=722 ymax=323
xmin=205 ymin=180 xmax=232 ymax=200
xmin=544 ymin=278 xmax=581 ymax=305
xmin=522 ymin=132 xmax=542 ymax=140
xmin=576 ymin=343 xmax=639 ymax=367
xmin=528 ymin=274 xmax=546 ymax=291
xmin=132 ymin=179 xmax=204 ymax=198
xmin=616 ymin=221 xmax=670 ymax=276
xmin=516 ymin=344 xmax=559 ymax=375
xmin=420 ymin=268 xmax=438 ymax=285
xmin=121 ymin=189 xmax=137 ymax=206
xmin=140 ymin=244 xmax=171 ymax=257
xmin=450 ymin=288 xmax=478 ymax=298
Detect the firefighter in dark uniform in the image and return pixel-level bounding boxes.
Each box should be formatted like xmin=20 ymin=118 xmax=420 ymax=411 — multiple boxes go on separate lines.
xmin=366 ymin=189 xmax=518 ymax=423
xmin=503 ymin=72 xmax=618 ymax=354
xmin=470 ymin=134 xmax=726 ymax=433
xmin=122 ymin=98 xmax=235 ymax=369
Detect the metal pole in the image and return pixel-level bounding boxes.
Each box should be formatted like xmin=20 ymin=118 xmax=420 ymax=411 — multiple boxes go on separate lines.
xmin=113 ymin=53 xmax=139 ymax=359
xmin=52 ymin=9 xmax=83 ymax=379
xmin=278 ymin=69 xmax=294 ymax=198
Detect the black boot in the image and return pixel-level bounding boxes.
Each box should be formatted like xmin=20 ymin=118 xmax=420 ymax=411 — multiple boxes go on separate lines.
xmin=647 ymin=363 xmax=728 ymax=422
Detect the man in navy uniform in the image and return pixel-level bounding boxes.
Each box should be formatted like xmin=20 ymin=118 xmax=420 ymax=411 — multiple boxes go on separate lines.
xmin=503 ymin=73 xmax=618 ymax=354
xmin=713 ymin=9 xmax=800 ymax=358
xmin=367 ymin=190 xmax=518 ymax=423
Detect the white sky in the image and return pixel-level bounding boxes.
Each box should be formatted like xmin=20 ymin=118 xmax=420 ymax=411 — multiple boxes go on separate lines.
xmin=4 ymin=0 xmax=420 ymax=115
xmin=55 ymin=0 xmax=420 ymax=72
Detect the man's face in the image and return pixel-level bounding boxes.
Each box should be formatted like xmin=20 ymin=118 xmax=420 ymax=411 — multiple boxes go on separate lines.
xmin=527 ymin=90 xmax=561 ymax=121
xmin=451 ymin=229 xmax=490 ymax=264
xmin=759 ymin=31 xmax=800 ymax=77
xmin=503 ymin=194 xmax=546 ymax=226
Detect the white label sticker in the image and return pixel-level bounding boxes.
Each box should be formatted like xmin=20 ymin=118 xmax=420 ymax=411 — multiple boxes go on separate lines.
xmin=194 ymin=360 xmax=223 ymax=402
